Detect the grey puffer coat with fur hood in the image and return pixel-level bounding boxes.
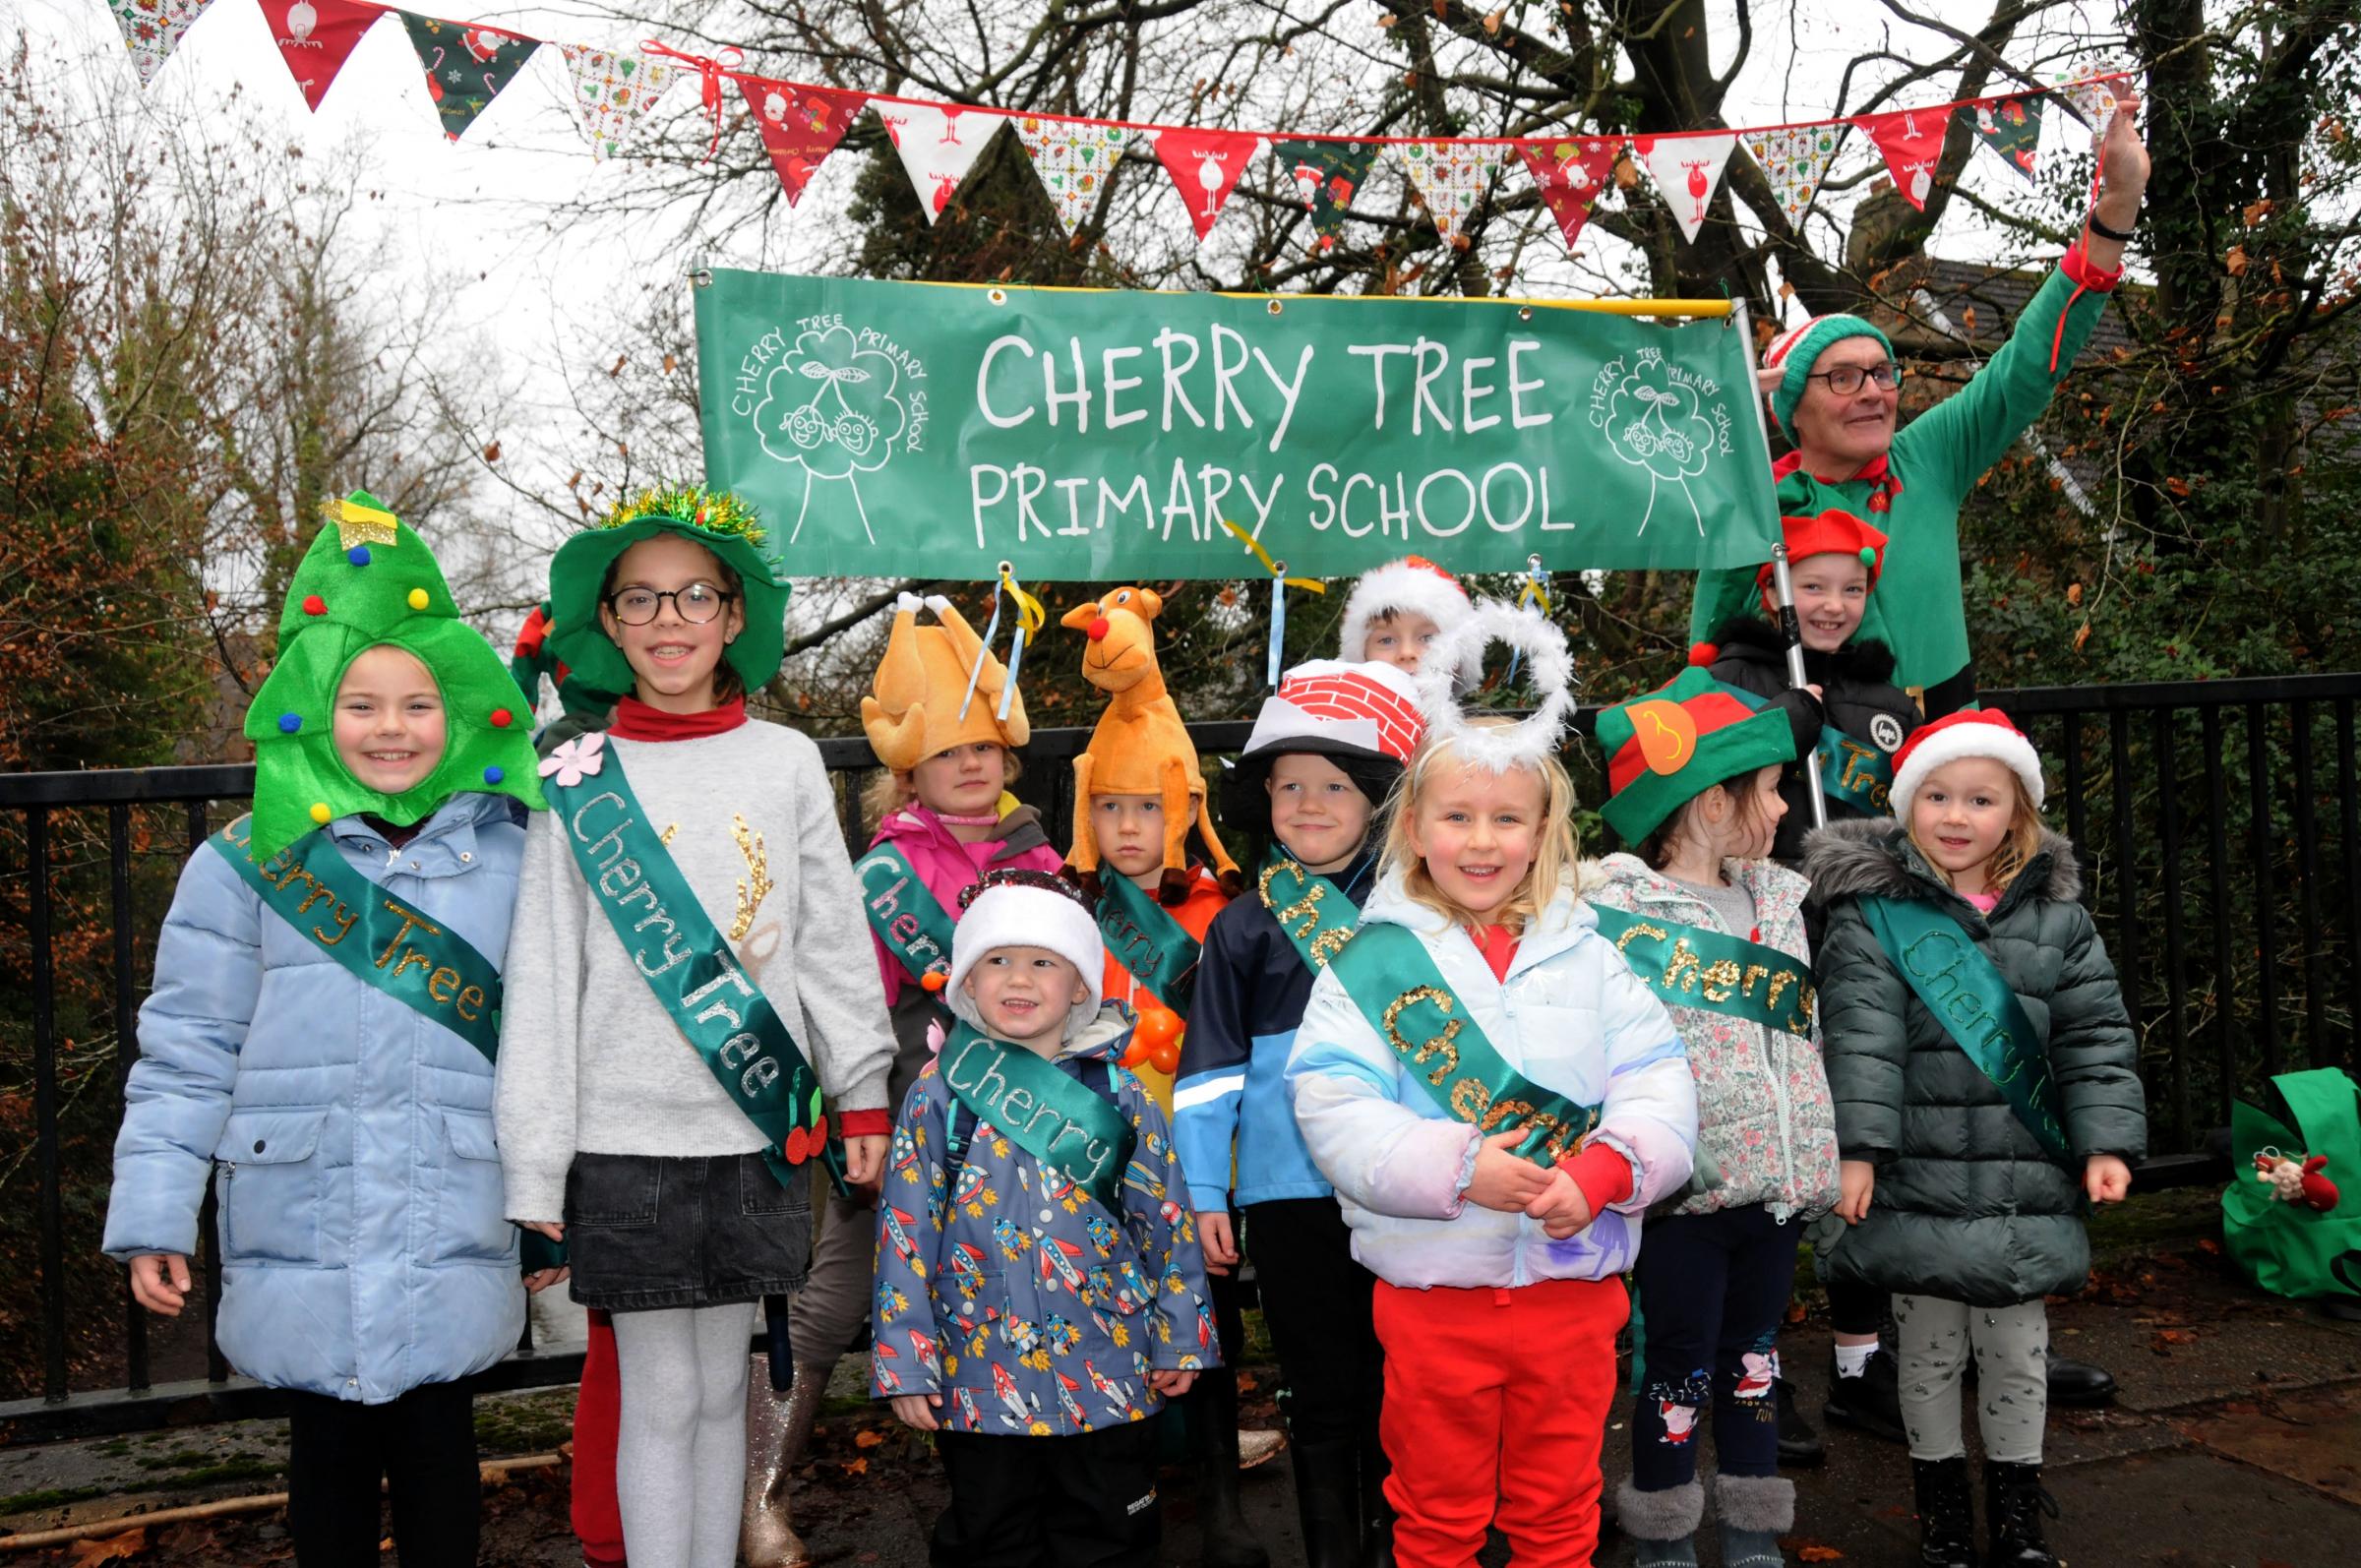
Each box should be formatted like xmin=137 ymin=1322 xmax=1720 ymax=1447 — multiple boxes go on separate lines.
xmin=1803 ymin=818 xmax=2147 ymax=1307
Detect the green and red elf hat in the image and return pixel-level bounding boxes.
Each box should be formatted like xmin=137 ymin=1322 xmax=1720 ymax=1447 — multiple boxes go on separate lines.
xmin=1595 ymin=667 xmax=1798 ymax=844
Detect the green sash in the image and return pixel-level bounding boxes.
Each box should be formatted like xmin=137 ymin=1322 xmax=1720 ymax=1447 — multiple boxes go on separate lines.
xmin=1591 ymin=906 xmax=1815 ymax=1037
xmin=1857 ymin=896 xmax=2072 ymax=1163
xmin=1256 ymin=855 xmax=1362 ymax=971
xmin=1096 ymin=873 xmax=1204 ymax=1017
xmin=543 ymin=754 xmax=848 ymax=1195
xmin=853 ymin=842 xmax=958 ymax=988
xmin=1326 ymin=924 xmax=1603 ymax=1170
xmin=938 ymin=1021 xmax=1138 ymax=1212
xmin=1817 ymin=728 xmax=1895 ymax=814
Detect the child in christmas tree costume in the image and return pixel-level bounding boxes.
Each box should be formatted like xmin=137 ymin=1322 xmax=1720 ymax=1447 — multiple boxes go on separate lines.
xmin=1177 ymin=659 xmax=1424 ymax=1568
xmin=494 ymin=488 xmax=896 ymax=1568
xmin=1587 ymin=668 xmax=1840 ymax=1568
xmin=875 ymin=868 xmax=1214 ymax=1568
xmin=1336 ymin=555 xmax=1483 ymax=684
xmin=104 ymin=493 xmax=551 ymax=1566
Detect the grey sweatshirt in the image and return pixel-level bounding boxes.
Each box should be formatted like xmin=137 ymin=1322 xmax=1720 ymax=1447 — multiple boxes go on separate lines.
xmin=494 ymin=721 xmax=895 ymax=1223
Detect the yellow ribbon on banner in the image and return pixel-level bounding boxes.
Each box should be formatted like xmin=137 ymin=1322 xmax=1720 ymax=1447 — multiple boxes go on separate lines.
xmin=1219 ymin=517 xmax=1327 ymax=594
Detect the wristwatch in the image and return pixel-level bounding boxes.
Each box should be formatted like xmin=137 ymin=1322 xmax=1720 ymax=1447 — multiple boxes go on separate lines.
xmin=2087 ymin=209 xmax=2139 ymax=243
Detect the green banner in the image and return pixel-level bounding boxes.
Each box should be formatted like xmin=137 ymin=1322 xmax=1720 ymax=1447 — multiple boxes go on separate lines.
xmin=938 ymin=1021 xmax=1138 ymax=1212
xmin=695 ymin=271 xmax=1781 ymax=579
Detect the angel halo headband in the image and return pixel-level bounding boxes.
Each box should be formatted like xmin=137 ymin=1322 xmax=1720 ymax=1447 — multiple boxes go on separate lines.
xmin=1412 ymin=600 xmax=1578 ymax=773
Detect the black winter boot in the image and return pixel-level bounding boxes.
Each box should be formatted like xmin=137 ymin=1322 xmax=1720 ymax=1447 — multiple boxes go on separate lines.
xmin=1288 ymin=1440 xmax=1361 ymax=1568
xmin=1775 ymin=1376 xmax=1826 ymax=1467
xmin=1824 ymin=1348 xmax=1907 ymax=1444
xmin=1357 ymin=1430 xmax=1394 ymax=1568
xmin=1910 ymin=1457 xmax=1976 ymax=1568
xmin=1982 ymin=1460 xmax=2059 ymax=1566
xmin=1192 ymin=1368 xmax=1272 ymax=1568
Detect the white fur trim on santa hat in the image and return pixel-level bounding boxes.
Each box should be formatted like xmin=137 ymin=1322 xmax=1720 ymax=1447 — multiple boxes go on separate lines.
xmin=1413 ymin=601 xmax=1577 ymax=775
xmin=1241 ymin=659 xmax=1426 ymax=764
xmin=1889 ymin=711 xmax=2046 ymax=814
xmin=1338 ymin=558 xmax=1483 ymax=686
xmin=947 ymin=881 xmax=1106 ymax=1043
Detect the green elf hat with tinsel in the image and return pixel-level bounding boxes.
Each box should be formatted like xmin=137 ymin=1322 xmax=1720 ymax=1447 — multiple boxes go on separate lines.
xmin=1595 ymin=666 xmax=1798 ymax=844
xmin=544 ymin=485 xmax=789 ymax=699
xmin=242 ymin=491 xmax=546 ymax=859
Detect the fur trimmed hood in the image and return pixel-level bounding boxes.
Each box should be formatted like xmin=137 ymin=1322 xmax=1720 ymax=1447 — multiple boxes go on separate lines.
xmin=1711 ymin=614 xmax=1900 ymax=687
xmin=1799 ymin=816 xmax=2082 ymax=908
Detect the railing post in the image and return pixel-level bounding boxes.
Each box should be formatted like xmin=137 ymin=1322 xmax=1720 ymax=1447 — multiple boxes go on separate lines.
xmin=2154 ymin=711 xmax=2192 ymax=1148
xmin=2203 ymin=705 xmax=2238 ymax=1116
xmin=109 ymin=804 xmax=150 ymax=1394
xmin=29 ymin=809 xmax=69 ymax=1404
xmin=2291 ymin=700 xmax=2326 ymax=1066
xmin=2109 ymin=709 xmax=2143 ymax=1041
xmin=2249 ymin=704 xmax=2282 ymax=1078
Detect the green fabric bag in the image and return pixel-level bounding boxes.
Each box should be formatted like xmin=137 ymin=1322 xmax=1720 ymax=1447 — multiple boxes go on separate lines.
xmin=2222 ymin=1067 xmax=2361 ymax=1302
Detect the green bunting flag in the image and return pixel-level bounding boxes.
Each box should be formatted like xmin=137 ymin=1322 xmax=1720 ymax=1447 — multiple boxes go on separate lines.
xmin=1958 ymin=94 xmax=2044 ymax=183
xmin=399 ymin=13 xmax=539 ymax=143
xmin=1270 ymin=139 xmax=1379 ymax=253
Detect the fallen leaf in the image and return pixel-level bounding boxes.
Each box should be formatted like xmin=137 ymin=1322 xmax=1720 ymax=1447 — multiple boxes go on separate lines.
xmin=2073 ymin=621 xmax=2092 ymax=652
xmin=2227 ymin=245 xmax=2249 ymax=276
xmin=2243 ymin=198 xmax=2274 ymax=225
xmin=841 ymin=1456 xmax=869 ymax=1476
xmin=69 ymin=1532 xmax=147 ymax=1566
xmin=2066 ymin=581 xmax=2084 ymax=606
xmin=1796 ymin=1546 xmax=1845 ymax=1563
xmin=1962 ymin=304 xmax=1978 ymax=334
xmin=854 ymin=1427 xmax=885 ymax=1448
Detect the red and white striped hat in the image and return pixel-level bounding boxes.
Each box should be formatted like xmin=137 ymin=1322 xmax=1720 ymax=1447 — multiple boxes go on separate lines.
xmin=1891 ymin=708 xmax=2046 ymax=814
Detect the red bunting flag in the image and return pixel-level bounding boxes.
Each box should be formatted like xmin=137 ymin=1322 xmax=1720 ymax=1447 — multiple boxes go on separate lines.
xmin=1515 ymin=136 xmax=1622 ymax=251
xmin=1153 ymin=127 xmax=1261 ymax=241
xmin=738 ymin=78 xmax=870 ymax=206
xmin=262 ymin=0 xmax=383 ymax=114
xmin=1853 ymin=106 xmax=1949 ymax=211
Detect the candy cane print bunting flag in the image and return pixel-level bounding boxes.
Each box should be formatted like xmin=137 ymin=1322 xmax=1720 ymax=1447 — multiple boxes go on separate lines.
xmin=878 ymin=101 xmax=1003 ymax=225
xmin=1013 ymin=117 xmax=1133 ymax=236
xmin=1396 ymin=139 xmax=1506 ymax=243
xmin=1514 ymin=136 xmax=1622 ymax=251
xmin=262 ymin=0 xmax=382 ymax=113
xmin=398 ymin=13 xmax=540 ymax=143
xmin=105 ymin=0 xmax=217 ymax=89
xmin=1853 ymin=106 xmax=1949 ymax=211
xmin=738 ymin=78 xmax=870 ymax=204
xmin=558 ymin=45 xmax=678 ymax=162
xmin=1744 ymin=122 xmax=1845 ymax=228
xmin=1153 ymin=128 xmax=1261 ymax=241
xmin=1956 ymin=94 xmax=2044 ymax=183
xmin=1634 ymin=130 xmax=1735 ymax=244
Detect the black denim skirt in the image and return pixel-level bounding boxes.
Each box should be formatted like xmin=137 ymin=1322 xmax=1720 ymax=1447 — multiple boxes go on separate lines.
xmin=563 ymin=1151 xmax=813 ymax=1311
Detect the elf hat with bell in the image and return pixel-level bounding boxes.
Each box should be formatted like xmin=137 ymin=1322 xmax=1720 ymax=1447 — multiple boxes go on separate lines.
xmin=1222 ymin=659 xmax=1426 ymax=837
xmin=1338 ymin=555 xmax=1484 ymax=687
xmin=1754 ymin=508 xmax=1890 ymax=590
xmin=242 ymin=491 xmax=545 ymax=860
xmin=1889 ymin=707 xmax=2046 ymax=814
xmin=1595 ymin=667 xmax=1797 ymax=844
xmin=861 ymin=592 xmax=1031 ymax=774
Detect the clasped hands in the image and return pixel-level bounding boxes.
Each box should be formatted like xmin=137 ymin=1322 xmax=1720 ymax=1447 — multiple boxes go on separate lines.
xmin=1467 ymin=1127 xmax=1596 ymax=1238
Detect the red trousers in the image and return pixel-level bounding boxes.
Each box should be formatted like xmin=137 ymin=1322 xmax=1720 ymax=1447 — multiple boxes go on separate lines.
xmin=573 ymin=1308 xmax=626 ymax=1567
xmin=1372 ymin=1276 xmax=1628 ymax=1568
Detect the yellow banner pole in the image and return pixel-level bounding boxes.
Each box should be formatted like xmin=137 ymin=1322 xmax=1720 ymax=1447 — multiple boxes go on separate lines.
xmin=918 ymin=277 xmax=1735 ymax=320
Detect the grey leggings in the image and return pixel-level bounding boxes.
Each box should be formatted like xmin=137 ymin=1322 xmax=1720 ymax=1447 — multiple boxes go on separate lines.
xmin=612 ymin=1302 xmax=758 ymax=1568
xmin=1892 ymin=1295 xmax=2047 ymax=1465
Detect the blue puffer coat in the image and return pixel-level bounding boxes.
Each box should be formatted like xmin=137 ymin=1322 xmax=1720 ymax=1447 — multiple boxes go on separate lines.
xmin=102 ymin=794 xmax=528 ymax=1403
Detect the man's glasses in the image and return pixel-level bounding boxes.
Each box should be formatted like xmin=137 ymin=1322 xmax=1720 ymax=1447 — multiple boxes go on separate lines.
xmin=606 ymin=583 xmax=734 ymax=626
xmin=1806 ymin=361 xmax=1905 ymax=397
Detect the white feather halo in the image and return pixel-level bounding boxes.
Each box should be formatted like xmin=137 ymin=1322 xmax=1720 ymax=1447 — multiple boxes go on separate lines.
xmin=1412 ymin=599 xmax=1578 ymax=773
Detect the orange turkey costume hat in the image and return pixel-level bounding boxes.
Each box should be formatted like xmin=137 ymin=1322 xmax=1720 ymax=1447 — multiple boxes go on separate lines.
xmin=860 ymin=592 xmax=1030 ymax=772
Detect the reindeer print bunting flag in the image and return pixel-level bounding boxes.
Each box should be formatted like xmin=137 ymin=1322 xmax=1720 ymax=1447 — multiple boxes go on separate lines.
xmin=1635 ymin=130 xmax=1735 ymax=244
xmin=1853 ymin=106 xmax=1950 ymax=211
xmin=880 ymin=101 xmax=1004 ymax=225
xmin=263 ymin=0 xmax=382 ymax=113
xmin=398 ymin=13 xmax=538 ymax=143
xmin=1152 ymin=128 xmax=1261 ymax=241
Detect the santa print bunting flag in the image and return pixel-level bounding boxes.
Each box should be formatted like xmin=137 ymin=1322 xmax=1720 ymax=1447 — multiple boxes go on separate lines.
xmin=557 ymin=45 xmax=676 ymax=162
xmin=1635 ymin=130 xmax=1735 ymax=244
xmin=1270 ymin=139 xmax=1380 ymax=253
xmin=1014 ymin=118 xmax=1132 ymax=237
xmin=398 ymin=13 xmax=539 ymax=142
xmin=263 ymin=0 xmax=381 ymax=113
xmin=1959 ymin=94 xmax=2043 ymax=183
xmin=1746 ymin=123 xmax=1845 ymax=228
xmin=1397 ymin=139 xmax=1506 ymax=244
xmin=1515 ymin=136 xmax=1621 ymax=251
xmin=739 ymin=79 xmax=869 ymax=205
xmin=106 ymin=0 xmax=216 ymax=88
xmin=1854 ymin=106 xmax=1949 ymax=211
xmin=1154 ymin=128 xmax=1260 ymax=241
xmin=878 ymin=101 xmax=1003 ymax=224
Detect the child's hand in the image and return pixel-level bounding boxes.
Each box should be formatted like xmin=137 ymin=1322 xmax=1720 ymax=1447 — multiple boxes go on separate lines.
xmin=1525 ymin=1168 xmax=1595 ymax=1239
xmin=1836 ymin=1160 xmax=1876 ymax=1224
xmin=2084 ymin=1154 xmax=2133 ymax=1204
xmin=1465 ymin=1128 xmax=1553 ymax=1213
xmin=521 ymin=1221 xmax=566 ymax=1242
xmin=1150 ymin=1369 xmax=1196 ymax=1398
xmin=128 ymin=1254 xmax=191 ymax=1317
xmin=524 ymin=1265 xmax=570 ymax=1295
xmin=1198 ymin=1211 xmax=1239 ymax=1276
xmin=892 ymin=1393 xmax=942 ymax=1431
xmin=844 ymin=1134 xmax=888 ymax=1188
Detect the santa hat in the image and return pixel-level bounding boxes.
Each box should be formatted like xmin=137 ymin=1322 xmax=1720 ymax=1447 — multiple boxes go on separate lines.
xmin=1753 ymin=508 xmax=1890 ymax=591
xmin=1594 ymin=668 xmax=1797 ymax=844
xmin=1414 ymin=602 xmax=1577 ymax=775
xmin=1222 ymin=659 xmax=1426 ymax=836
xmin=861 ymin=592 xmax=1030 ymax=773
xmin=1890 ymin=708 xmax=2046 ymax=814
xmin=1338 ymin=556 xmax=1483 ymax=686
xmin=948 ymin=869 xmax=1107 ymax=1043
xmin=1762 ymin=314 xmax=1897 ymax=432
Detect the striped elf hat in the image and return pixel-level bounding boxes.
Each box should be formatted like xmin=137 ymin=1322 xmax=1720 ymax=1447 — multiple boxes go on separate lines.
xmin=1595 ymin=667 xmax=1798 ymax=844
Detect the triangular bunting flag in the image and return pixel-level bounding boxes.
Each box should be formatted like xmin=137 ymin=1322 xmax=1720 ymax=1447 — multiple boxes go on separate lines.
xmin=739 ymin=78 xmax=869 ymax=205
xmin=1743 ymin=122 xmax=1846 ymax=228
xmin=558 ymin=45 xmax=677 ymax=162
xmin=399 ymin=14 xmax=540 ymax=143
xmin=1269 ymin=139 xmax=1380 ymax=254
xmin=1153 ymin=128 xmax=1260 ymax=241
xmin=1635 ymin=130 xmax=1736 ymax=243
xmin=1514 ymin=136 xmax=1622 ymax=252
xmin=1853 ymin=106 xmax=1949 ymax=210
xmin=2051 ymin=73 xmax=2121 ymax=132
xmin=262 ymin=0 xmax=381 ymax=113
xmin=105 ymin=0 xmax=217 ymax=89
xmin=876 ymin=102 xmax=1003 ymax=224
xmin=1397 ymin=140 xmax=1507 ymax=244
xmin=1958 ymin=94 xmax=2043 ymax=183
xmin=1013 ymin=117 xmax=1134 ymax=237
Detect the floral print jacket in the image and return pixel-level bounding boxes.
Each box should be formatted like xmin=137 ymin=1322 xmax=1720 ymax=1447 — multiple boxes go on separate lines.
xmin=870 ymin=1016 xmax=1217 ymax=1435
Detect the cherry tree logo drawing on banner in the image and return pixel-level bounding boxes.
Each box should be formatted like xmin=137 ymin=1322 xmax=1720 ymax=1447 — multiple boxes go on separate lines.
xmin=1589 ymin=346 xmax=1740 ymax=536
xmin=743 ymin=320 xmax=927 ymax=547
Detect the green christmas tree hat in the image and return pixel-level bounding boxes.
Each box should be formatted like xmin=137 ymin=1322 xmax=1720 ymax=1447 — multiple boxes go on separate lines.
xmin=544 ymin=486 xmax=790 ymax=699
xmin=242 ymin=492 xmax=547 ymax=859
xmin=1596 ymin=666 xmax=1797 ymax=844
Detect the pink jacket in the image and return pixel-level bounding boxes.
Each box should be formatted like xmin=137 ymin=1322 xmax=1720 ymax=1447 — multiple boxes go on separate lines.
xmin=863 ymin=802 xmax=1062 ymax=1008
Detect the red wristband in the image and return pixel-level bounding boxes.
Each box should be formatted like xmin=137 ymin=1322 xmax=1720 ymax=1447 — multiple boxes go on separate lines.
xmin=2061 ymin=238 xmax=2124 ymax=293
xmin=837 ymin=1107 xmax=892 ymax=1139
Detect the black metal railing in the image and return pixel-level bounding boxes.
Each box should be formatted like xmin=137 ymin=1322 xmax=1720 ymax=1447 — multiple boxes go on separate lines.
xmin=4 ymin=672 xmax=2356 ymax=1440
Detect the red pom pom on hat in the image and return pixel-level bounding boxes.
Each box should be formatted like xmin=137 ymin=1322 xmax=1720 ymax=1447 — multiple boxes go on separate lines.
xmin=1688 ymin=641 xmax=1720 ymax=667
xmin=301 ymin=594 xmax=327 ymax=617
